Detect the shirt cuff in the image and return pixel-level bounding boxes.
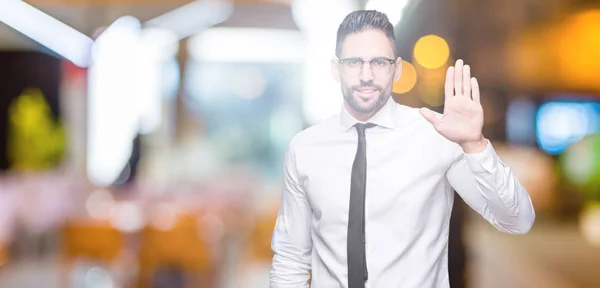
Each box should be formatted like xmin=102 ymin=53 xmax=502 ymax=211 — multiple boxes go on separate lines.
xmin=464 ymin=139 xmax=498 ymax=174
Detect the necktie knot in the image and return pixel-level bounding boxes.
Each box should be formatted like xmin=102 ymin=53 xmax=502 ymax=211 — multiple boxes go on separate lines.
xmin=354 ymin=123 xmax=374 ymax=140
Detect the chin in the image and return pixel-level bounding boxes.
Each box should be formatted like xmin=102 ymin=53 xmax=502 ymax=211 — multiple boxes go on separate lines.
xmin=344 ymin=90 xmax=386 ymax=114
xmin=350 ymin=100 xmax=379 ymax=114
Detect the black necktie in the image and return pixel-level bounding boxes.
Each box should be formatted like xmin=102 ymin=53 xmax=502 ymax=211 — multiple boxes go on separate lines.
xmin=347 ymin=123 xmax=373 ymax=288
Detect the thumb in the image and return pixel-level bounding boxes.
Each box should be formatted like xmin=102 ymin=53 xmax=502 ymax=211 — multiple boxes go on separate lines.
xmin=419 ymin=107 xmax=440 ymax=125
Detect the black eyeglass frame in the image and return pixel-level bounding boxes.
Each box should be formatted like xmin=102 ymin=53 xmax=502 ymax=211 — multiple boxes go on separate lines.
xmin=337 ymin=57 xmax=397 ymax=75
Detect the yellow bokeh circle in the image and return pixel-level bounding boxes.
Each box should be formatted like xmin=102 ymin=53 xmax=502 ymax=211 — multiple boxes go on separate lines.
xmin=392 ymin=60 xmax=417 ymax=94
xmin=413 ymin=35 xmax=450 ymax=69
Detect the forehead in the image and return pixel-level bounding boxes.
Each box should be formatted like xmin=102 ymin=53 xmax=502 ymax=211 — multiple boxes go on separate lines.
xmin=340 ymin=29 xmax=395 ymax=59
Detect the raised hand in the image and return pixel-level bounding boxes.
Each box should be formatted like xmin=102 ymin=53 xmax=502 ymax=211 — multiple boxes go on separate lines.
xmin=419 ymin=59 xmax=487 ymax=153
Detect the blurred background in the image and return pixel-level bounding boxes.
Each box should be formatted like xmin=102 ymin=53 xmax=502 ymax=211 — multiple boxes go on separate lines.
xmin=0 ymin=0 xmax=600 ymax=287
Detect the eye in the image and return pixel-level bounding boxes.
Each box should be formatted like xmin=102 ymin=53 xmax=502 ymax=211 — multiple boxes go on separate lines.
xmin=372 ymin=59 xmax=387 ymax=66
xmin=346 ymin=59 xmax=363 ymax=67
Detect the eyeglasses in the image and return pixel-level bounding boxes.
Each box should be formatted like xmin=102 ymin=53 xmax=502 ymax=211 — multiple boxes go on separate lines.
xmin=338 ymin=57 xmax=396 ymax=76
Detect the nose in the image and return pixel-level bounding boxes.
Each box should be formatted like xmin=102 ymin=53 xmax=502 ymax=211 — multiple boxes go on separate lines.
xmin=359 ymin=62 xmax=374 ymax=82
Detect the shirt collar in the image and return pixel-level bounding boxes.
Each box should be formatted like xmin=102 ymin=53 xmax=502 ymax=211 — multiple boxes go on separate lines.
xmin=340 ymin=96 xmax=397 ymax=132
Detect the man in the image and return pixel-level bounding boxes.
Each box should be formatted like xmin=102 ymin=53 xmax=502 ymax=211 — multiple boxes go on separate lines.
xmin=270 ymin=10 xmax=535 ymax=288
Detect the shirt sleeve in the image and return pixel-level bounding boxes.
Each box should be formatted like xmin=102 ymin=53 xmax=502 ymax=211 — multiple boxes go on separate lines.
xmin=445 ymin=139 xmax=536 ymax=234
xmin=270 ymin=137 xmax=313 ymax=287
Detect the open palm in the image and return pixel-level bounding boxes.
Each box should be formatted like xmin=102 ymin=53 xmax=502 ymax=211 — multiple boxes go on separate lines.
xmin=420 ymin=59 xmax=484 ymax=146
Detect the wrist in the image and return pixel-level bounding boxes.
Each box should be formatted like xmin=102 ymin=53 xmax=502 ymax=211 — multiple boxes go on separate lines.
xmin=460 ymin=136 xmax=487 ymax=154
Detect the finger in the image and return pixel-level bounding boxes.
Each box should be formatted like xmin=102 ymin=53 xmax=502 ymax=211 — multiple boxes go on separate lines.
xmin=471 ymin=77 xmax=480 ymax=104
xmin=463 ymin=64 xmax=471 ymax=99
xmin=419 ymin=107 xmax=440 ymax=125
xmin=454 ymin=59 xmax=463 ymax=96
xmin=444 ymin=66 xmax=454 ymax=101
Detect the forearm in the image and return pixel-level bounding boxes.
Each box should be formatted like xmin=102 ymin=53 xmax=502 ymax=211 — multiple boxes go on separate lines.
xmin=270 ymin=211 xmax=312 ymax=287
xmin=450 ymin=140 xmax=536 ymax=234
xmin=270 ymin=240 xmax=312 ymax=288
xmin=467 ymin=156 xmax=536 ymax=233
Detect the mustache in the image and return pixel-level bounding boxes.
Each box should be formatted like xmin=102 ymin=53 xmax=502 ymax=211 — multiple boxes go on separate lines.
xmin=352 ymin=81 xmax=382 ymax=90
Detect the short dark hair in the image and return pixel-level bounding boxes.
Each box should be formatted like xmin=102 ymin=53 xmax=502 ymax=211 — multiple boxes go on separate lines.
xmin=335 ymin=10 xmax=397 ymax=58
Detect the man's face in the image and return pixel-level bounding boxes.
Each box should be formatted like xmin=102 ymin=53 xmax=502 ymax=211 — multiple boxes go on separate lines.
xmin=332 ymin=29 xmax=402 ymax=117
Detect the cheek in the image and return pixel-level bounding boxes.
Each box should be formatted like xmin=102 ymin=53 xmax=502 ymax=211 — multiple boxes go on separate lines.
xmin=377 ymin=75 xmax=395 ymax=89
xmin=341 ymin=76 xmax=358 ymax=89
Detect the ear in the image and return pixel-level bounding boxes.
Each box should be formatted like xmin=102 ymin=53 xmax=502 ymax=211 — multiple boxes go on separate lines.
xmin=331 ymin=57 xmax=341 ymax=83
xmin=393 ymin=56 xmax=403 ymax=82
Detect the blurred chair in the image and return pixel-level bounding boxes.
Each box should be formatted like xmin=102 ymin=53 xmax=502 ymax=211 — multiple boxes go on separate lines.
xmin=136 ymin=212 xmax=215 ymax=288
xmin=248 ymin=211 xmax=277 ymax=262
xmin=59 ymin=220 xmax=126 ymax=287
xmin=235 ymin=206 xmax=278 ymax=288
xmin=0 ymin=242 xmax=6 ymax=268
xmin=61 ymin=220 xmax=124 ymax=262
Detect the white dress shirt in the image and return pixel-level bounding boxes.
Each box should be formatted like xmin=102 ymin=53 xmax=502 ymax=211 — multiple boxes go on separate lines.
xmin=270 ymin=97 xmax=536 ymax=288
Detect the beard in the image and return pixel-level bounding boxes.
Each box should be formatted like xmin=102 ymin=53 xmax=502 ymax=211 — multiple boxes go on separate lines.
xmin=342 ymin=80 xmax=390 ymax=114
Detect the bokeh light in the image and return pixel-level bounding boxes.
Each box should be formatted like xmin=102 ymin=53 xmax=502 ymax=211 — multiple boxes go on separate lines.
xmin=579 ymin=202 xmax=600 ymax=248
xmin=392 ymin=60 xmax=417 ymax=94
xmin=109 ymin=202 xmax=144 ymax=233
xmin=556 ymin=10 xmax=600 ymax=91
xmin=507 ymin=9 xmax=600 ymax=93
xmin=536 ymin=102 xmax=600 ymax=155
xmin=413 ymin=35 xmax=450 ymax=69
xmin=561 ymin=133 xmax=600 ymax=195
xmin=86 ymin=189 xmax=116 ymax=220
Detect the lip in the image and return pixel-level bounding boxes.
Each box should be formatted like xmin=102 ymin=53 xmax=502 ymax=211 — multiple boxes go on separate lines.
xmin=354 ymin=88 xmax=379 ymax=99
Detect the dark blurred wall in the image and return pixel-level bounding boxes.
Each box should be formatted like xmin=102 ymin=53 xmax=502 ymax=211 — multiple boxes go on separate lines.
xmin=0 ymin=50 xmax=62 ymax=170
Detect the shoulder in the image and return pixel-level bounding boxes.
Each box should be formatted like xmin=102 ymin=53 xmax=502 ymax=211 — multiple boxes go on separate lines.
xmin=288 ymin=115 xmax=340 ymax=149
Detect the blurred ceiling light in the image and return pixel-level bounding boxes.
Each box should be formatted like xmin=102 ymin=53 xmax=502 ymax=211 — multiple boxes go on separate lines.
xmin=87 ymin=16 xmax=142 ymax=187
xmin=88 ymin=17 xmax=180 ymax=187
xmin=188 ymin=28 xmax=306 ymax=62
xmin=135 ymin=28 xmax=178 ymax=135
xmin=145 ymin=0 xmax=233 ymax=40
xmin=392 ymin=60 xmax=417 ymax=94
xmin=138 ymin=27 xmax=179 ymax=60
xmin=93 ymin=17 xmax=139 ymax=44
xmin=365 ymin=0 xmax=411 ymax=26
xmin=0 ymin=0 xmax=93 ymax=67
xmin=413 ymin=34 xmax=450 ymax=69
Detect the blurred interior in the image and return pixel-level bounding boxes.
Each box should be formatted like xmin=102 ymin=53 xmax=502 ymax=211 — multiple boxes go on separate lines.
xmin=1 ymin=0 xmax=600 ymax=287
